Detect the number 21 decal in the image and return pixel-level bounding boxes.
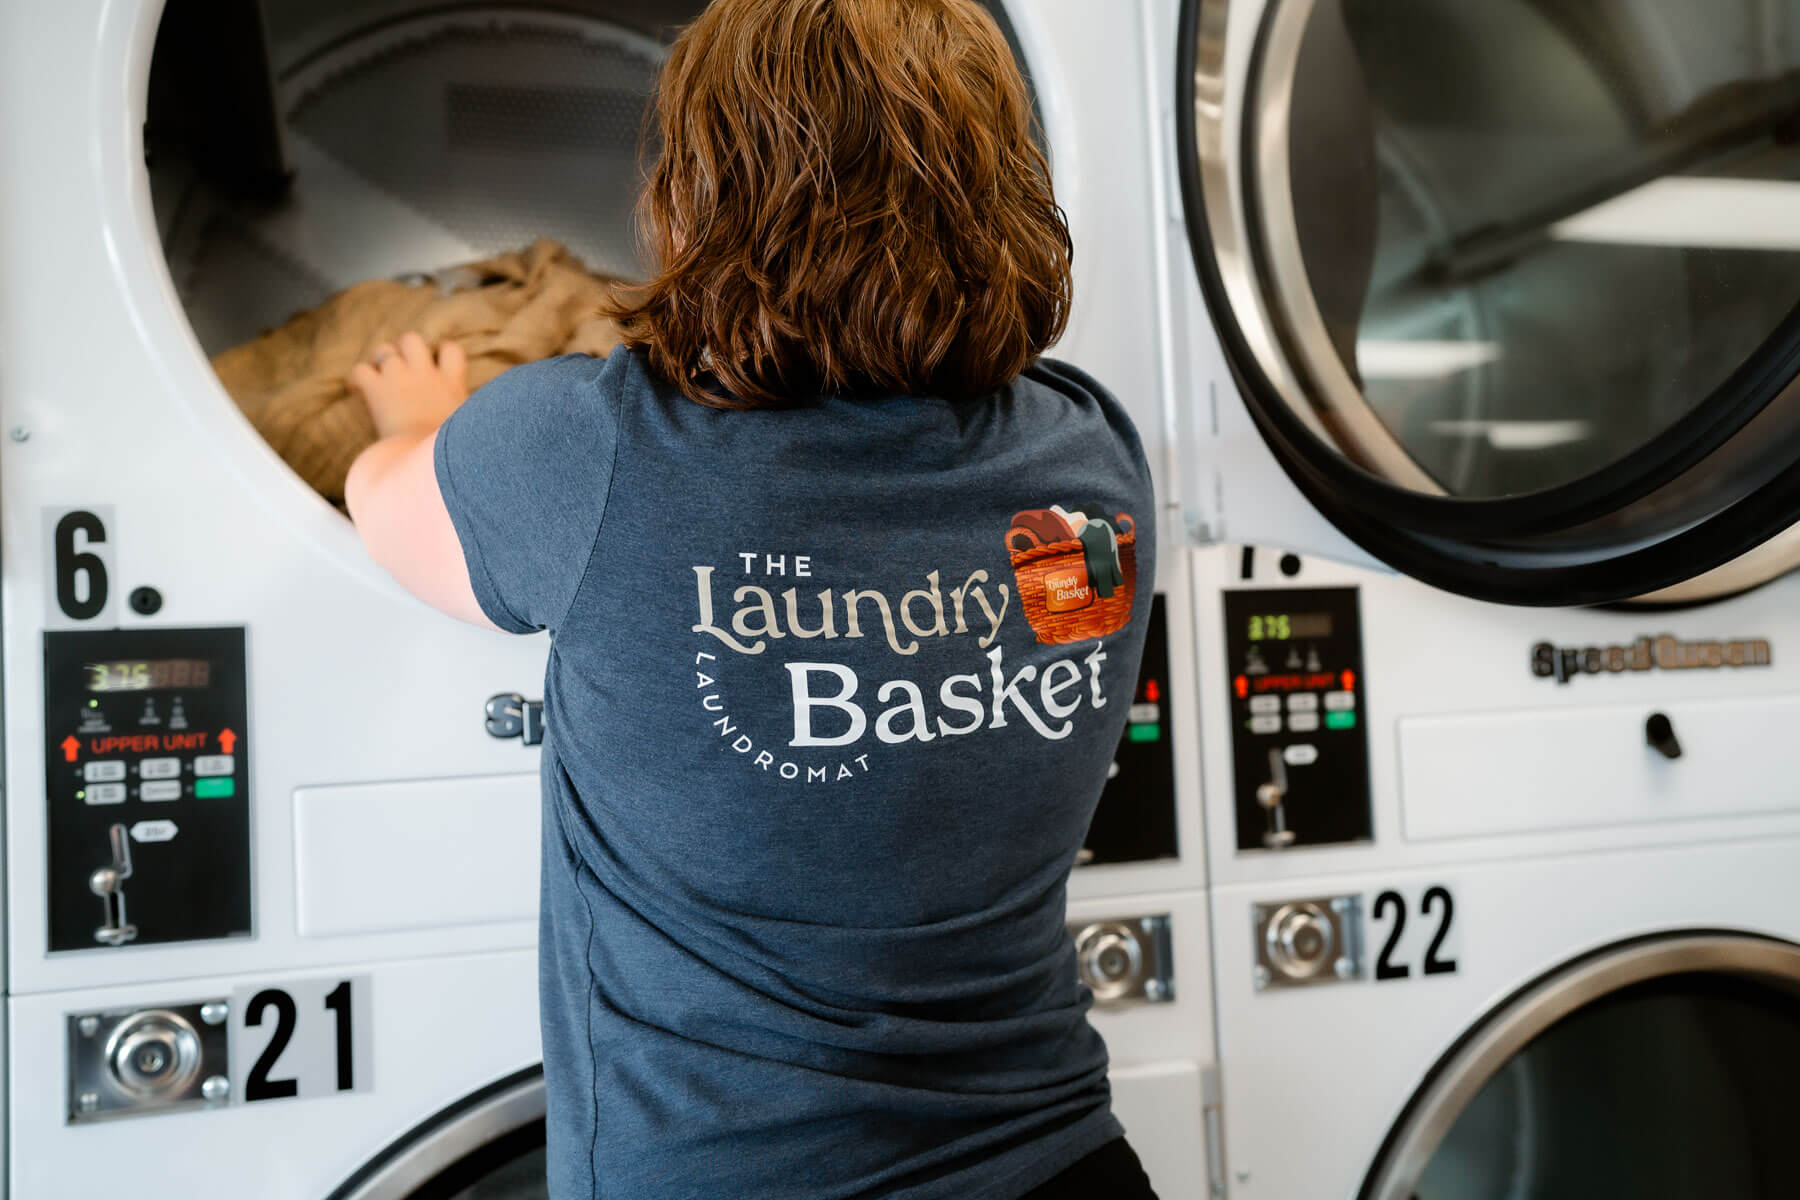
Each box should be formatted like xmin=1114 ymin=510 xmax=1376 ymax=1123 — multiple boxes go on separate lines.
xmin=1370 ymin=886 xmax=1459 ymax=981
xmin=232 ymin=975 xmax=371 ymax=1104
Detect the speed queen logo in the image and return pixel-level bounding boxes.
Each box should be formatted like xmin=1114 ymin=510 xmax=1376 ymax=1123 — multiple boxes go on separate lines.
xmin=1532 ymin=634 xmax=1772 ymax=684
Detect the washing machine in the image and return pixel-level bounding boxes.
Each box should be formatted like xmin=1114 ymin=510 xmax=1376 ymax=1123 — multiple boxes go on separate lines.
xmin=1149 ymin=0 xmax=1800 ymax=1193
xmin=0 ymin=0 xmax=1208 ymax=1196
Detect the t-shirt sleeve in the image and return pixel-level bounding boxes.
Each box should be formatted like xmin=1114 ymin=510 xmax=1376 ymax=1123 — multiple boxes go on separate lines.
xmin=433 ymin=354 xmax=620 ymax=634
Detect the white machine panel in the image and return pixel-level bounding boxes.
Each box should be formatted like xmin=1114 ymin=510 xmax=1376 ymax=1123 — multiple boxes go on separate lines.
xmin=1401 ymin=694 xmax=1800 ymax=842
xmin=293 ymin=775 xmax=540 ymax=937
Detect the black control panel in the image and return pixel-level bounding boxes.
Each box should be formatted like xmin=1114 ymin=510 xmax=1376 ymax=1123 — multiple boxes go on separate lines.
xmin=45 ymin=627 xmax=252 ymax=951
xmin=1083 ymin=594 xmax=1178 ymax=865
xmin=1222 ymin=588 xmax=1371 ymax=851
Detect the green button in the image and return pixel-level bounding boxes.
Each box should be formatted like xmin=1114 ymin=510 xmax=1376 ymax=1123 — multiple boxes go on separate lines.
xmin=1325 ymin=711 xmax=1357 ymax=731
xmin=195 ymin=777 xmax=236 ymax=799
xmin=1127 ymin=724 xmax=1162 ymax=743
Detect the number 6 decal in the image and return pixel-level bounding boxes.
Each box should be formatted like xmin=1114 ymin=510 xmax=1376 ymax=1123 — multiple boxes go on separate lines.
xmin=44 ymin=507 xmax=116 ymax=626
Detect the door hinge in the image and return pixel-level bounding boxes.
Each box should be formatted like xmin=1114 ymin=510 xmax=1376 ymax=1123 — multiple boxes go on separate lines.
xmin=1203 ymin=1063 xmax=1228 ymax=1198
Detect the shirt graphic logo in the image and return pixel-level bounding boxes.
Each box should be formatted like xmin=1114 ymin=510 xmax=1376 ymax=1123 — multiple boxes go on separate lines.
xmin=1007 ymin=505 xmax=1137 ymax=645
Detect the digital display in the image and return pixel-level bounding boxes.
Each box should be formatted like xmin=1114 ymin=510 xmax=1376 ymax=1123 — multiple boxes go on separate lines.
xmin=83 ymin=659 xmax=211 ymax=692
xmin=1247 ymin=612 xmax=1333 ymax=642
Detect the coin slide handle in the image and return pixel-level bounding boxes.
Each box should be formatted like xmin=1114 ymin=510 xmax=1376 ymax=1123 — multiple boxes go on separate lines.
xmin=90 ymin=822 xmax=139 ymax=946
xmin=1257 ymin=748 xmax=1296 ymax=849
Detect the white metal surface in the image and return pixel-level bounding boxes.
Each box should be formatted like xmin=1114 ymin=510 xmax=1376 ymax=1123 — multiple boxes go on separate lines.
xmin=1400 ymin=694 xmax=1800 ymax=843
xmin=292 ymin=775 xmax=540 ymax=937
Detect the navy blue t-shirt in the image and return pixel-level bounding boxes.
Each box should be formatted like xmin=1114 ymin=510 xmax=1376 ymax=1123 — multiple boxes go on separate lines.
xmin=435 ymin=347 xmax=1157 ymax=1199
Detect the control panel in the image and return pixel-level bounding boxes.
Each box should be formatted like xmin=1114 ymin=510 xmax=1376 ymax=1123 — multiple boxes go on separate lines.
xmin=45 ymin=627 xmax=252 ymax=951
xmin=1222 ymin=588 xmax=1371 ymax=851
xmin=1082 ymin=594 xmax=1178 ymax=865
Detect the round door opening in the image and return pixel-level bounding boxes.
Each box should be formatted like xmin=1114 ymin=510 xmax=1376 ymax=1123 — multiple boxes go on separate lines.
xmin=1364 ymin=935 xmax=1800 ymax=1199
xmin=144 ymin=0 xmax=1038 ymax=511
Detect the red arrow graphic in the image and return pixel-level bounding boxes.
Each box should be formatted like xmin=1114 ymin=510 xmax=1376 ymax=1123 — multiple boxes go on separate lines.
xmin=60 ymin=735 xmax=80 ymax=763
xmin=218 ymin=728 xmax=237 ymax=755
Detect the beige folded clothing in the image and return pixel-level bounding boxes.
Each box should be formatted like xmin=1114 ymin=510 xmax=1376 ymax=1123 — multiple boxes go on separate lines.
xmin=213 ymin=239 xmax=626 ymax=505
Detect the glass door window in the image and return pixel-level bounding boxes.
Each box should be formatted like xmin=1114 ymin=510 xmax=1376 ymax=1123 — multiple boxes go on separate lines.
xmin=1182 ymin=0 xmax=1800 ymax=604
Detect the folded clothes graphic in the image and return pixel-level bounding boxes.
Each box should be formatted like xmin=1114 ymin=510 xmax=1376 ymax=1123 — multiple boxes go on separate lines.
xmin=212 ymin=239 xmax=626 ymax=506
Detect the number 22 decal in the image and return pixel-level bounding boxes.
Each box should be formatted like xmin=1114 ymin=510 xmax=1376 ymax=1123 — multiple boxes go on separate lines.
xmin=1371 ymin=886 xmax=1458 ymax=981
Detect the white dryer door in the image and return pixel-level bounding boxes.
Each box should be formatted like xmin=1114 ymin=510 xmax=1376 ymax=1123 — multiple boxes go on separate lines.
xmin=1177 ymin=0 xmax=1800 ymax=606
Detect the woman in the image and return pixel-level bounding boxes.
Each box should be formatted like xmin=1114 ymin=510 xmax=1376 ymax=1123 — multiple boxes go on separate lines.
xmin=344 ymin=1 xmax=1159 ymax=1196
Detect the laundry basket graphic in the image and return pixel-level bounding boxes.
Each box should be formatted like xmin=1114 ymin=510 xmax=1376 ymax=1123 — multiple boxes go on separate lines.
xmin=1009 ymin=513 xmax=1137 ymax=646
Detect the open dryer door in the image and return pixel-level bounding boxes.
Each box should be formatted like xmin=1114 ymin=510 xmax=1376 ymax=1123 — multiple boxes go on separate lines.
xmin=1178 ymin=0 xmax=1800 ymax=607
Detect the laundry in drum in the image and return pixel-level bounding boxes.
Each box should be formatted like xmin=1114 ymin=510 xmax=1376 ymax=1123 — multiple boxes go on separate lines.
xmin=211 ymin=239 xmax=627 ymax=508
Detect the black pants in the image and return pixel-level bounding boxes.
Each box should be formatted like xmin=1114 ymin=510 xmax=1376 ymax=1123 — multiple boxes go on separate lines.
xmin=1023 ymin=1138 xmax=1159 ymax=1199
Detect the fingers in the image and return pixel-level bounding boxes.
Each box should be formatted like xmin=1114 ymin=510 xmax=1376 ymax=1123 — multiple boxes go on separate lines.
xmin=397 ymin=332 xmax=433 ymax=368
xmin=437 ymin=340 xmax=469 ymax=393
xmin=347 ymin=361 xmax=380 ymax=396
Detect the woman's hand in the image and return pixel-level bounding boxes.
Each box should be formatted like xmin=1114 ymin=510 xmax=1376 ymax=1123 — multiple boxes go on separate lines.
xmin=343 ymin=331 xmax=497 ymax=630
xmin=349 ymin=332 xmax=469 ymax=439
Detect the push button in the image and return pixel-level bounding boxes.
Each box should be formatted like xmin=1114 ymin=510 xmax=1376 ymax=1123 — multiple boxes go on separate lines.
xmin=1324 ymin=691 xmax=1356 ymax=711
xmin=139 ymin=757 xmax=181 ymax=780
xmin=1287 ymin=694 xmax=1319 ymax=713
xmin=1326 ymin=711 xmax=1357 ymax=731
xmin=1250 ymin=715 xmax=1283 ymax=735
xmin=140 ymin=781 xmax=182 ymax=802
xmin=193 ymin=756 xmax=234 ymax=777
xmin=1249 ymin=696 xmax=1281 ymax=715
xmin=1287 ymin=713 xmax=1320 ymax=733
xmin=85 ymin=783 xmax=127 ymax=805
xmin=84 ymin=761 xmax=126 ymax=783
xmin=194 ymin=778 xmax=236 ymax=799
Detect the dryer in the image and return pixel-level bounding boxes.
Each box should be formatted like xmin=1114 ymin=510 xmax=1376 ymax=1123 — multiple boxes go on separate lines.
xmin=0 ymin=1 xmax=1206 ymax=1196
xmin=1195 ymin=546 xmax=1800 ymax=1199
xmin=1148 ymin=0 xmax=1800 ymax=1193
xmin=1164 ymin=0 xmax=1800 ymax=608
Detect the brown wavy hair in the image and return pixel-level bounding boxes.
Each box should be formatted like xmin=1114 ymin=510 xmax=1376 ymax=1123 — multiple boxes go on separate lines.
xmin=606 ymin=0 xmax=1073 ymax=407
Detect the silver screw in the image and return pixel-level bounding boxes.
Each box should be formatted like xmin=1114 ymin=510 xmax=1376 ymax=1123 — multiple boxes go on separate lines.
xmin=200 ymin=1002 xmax=228 ymax=1026
xmin=1144 ymin=978 xmax=1170 ymax=1002
xmin=77 ymin=1092 xmax=100 ymax=1114
xmin=77 ymin=1016 xmax=100 ymax=1038
xmin=1236 ymin=1169 xmax=1252 ymax=1182
xmin=201 ymin=1075 xmax=230 ymax=1103
xmin=1253 ymin=965 xmax=1271 ymax=990
xmin=1334 ymin=956 xmax=1356 ymax=979
xmin=1331 ymin=896 xmax=1353 ymax=913
xmin=8 ymin=426 xmax=28 ymax=443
